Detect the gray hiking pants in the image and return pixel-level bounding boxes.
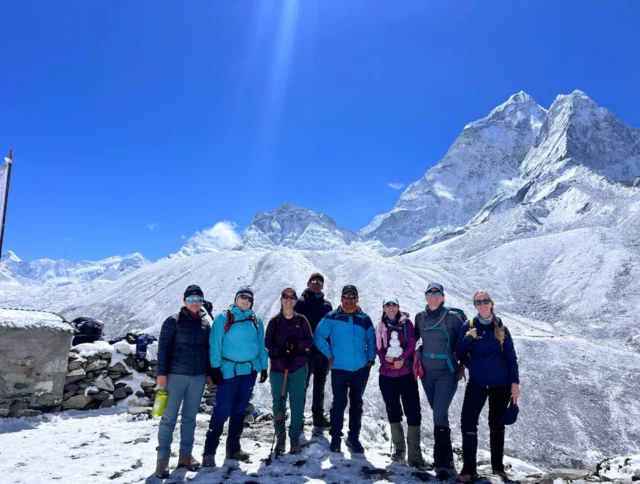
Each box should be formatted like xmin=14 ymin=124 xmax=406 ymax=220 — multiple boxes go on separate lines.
xmin=420 ymin=369 xmax=458 ymax=428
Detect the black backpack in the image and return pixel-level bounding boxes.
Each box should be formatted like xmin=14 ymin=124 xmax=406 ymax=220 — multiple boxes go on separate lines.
xmin=71 ymin=317 xmax=104 ymax=346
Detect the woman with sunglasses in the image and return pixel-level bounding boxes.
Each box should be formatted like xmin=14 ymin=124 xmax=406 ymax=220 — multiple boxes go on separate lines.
xmin=266 ymin=287 xmax=314 ymax=455
xmin=414 ymin=283 xmax=466 ymax=480
xmin=374 ymin=297 xmax=425 ymax=467
xmin=202 ymin=286 xmax=268 ymax=467
xmin=155 ymin=285 xmax=214 ymax=478
xmin=455 ymin=291 xmax=520 ymax=483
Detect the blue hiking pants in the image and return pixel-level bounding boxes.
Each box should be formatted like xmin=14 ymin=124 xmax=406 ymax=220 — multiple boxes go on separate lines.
xmin=420 ymin=369 xmax=458 ymax=428
xmin=156 ymin=373 xmax=206 ymax=459
xmin=330 ymin=365 xmax=371 ymax=438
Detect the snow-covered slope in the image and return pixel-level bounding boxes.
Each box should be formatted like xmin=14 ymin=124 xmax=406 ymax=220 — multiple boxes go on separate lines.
xmin=361 ymin=92 xmax=547 ymax=248
xmin=0 ymin=251 xmax=149 ymax=287
xmin=240 ymin=203 xmax=361 ymax=250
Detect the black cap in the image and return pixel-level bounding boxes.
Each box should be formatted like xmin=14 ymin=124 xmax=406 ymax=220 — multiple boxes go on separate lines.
xmin=308 ymin=273 xmax=325 ymax=283
xmin=184 ymin=284 xmax=204 ymax=299
xmin=426 ymin=283 xmax=444 ymax=294
xmin=341 ymin=285 xmax=358 ymax=297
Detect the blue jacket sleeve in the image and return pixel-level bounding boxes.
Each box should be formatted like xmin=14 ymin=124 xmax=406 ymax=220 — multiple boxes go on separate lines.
xmin=314 ymin=316 xmax=333 ymax=359
xmin=209 ymin=312 xmax=226 ymax=369
xmin=455 ymin=321 xmax=472 ymax=362
xmin=257 ymin=316 xmax=268 ymax=370
xmin=503 ymin=327 xmax=520 ymax=384
xmin=157 ymin=316 xmax=176 ymax=376
xmin=366 ymin=318 xmax=376 ymax=362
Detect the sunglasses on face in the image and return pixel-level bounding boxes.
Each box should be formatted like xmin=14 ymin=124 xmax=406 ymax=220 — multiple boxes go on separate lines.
xmin=281 ymin=294 xmax=297 ymax=300
xmin=474 ymin=299 xmax=491 ymax=306
xmin=186 ymin=297 xmax=203 ymax=303
xmin=384 ymin=302 xmax=398 ymax=308
xmin=342 ymin=293 xmax=357 ymax=300
xmin=426 ymin=291 xmax=442 ymax=297
xmin=309 ymin=279 xmax=323 ymax=285
xmin=239 ymin=295 xmax=254 ymax=302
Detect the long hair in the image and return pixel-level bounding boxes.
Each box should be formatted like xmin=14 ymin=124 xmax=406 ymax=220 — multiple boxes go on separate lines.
xmin=472 ymin=290 xmax=504 ymax=345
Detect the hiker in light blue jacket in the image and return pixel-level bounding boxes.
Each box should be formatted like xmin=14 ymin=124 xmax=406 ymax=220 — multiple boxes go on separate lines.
xmin=202 ymin=286 xmax=268 ymax=467
xmin=314 ymin=284 xmax=375 ymax=455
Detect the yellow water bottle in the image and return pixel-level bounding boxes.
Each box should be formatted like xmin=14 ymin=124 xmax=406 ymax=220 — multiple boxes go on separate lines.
xmin=152 ymin=388 xmax=168 ymax=417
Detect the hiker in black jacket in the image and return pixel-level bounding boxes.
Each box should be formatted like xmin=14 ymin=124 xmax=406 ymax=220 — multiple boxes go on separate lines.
xmin=294 ymin=272 xmax=333 ymax=427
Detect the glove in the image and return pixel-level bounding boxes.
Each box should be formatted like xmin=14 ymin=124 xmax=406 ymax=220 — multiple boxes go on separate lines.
xmin=210 ymin=367 xmax=224 ymax=385
xmin=260 ymin=369 xmax=268 ymax=383
xmin=202 ymin=300 xmax=214 ymax=317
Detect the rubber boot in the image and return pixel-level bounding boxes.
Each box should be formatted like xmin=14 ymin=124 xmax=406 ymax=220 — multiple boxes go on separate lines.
xmin=155 ymin=458 xmax=170 ymax=478
xmin=390 ymin=422 xmax=406 ymax=462
xmin=490 ymin=430 xmax=506 ymax=473
xmin=407 ymin=425 xmax=427 ymax=468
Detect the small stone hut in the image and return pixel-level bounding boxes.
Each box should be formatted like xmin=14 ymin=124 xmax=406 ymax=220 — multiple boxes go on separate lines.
xmin=0 ymin=308 xmax=75 ymax=417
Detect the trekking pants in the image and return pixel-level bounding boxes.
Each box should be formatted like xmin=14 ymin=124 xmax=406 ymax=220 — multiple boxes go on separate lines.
xmin=420 ymin=368 xmax=458 ymax=428
xmin=271 ymin=366 xmax=308 ymax=439
xmin=330 ymin=365 xmax=371 ymax=438
xmin=156 ymin=373 xmax=206 ymax=459
xmin=305 ymin=346 xmax=330 ymax=420
xmin=203 ymin=372 xmax=256 ymax=456
xmin=460 ymin=384 xmax=512 ymax=475
xmin=379 ymin=373 xmax=421 ymax=426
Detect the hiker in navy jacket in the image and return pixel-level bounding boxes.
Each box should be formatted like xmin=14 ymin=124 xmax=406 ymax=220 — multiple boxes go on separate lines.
xmin=155 ymin=285 xmax=214 ymax=478
xmin=374 ymin=297 xmax=425 ymax=467
xmin=266 ymin=287 xmax=314 ymax=455
xmin=294 ymin=272 xmax=333 ymax=427
xmin=202 ymin=286 xmax=268 ymax=468
xmin=314 ymin=285 xmax=375 ymax=455
xmin=454 ymin=290 xmax=520 ymax=483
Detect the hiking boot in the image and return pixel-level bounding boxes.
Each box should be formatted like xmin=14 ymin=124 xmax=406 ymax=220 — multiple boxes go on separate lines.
xmin=275 ymin=431 xmax=286 ymax=454
xmin=289 ymin=437 xmax=302 ymax=455
xmin=330 ymin=436 xmax=342 ymax=452
xmin=493 ymin=470 xmax=510 ymax=481
xmin=201 ymin=454 xmax=216 ymax=468
xmin=313 ymin=415 xmax=331 ymax=428
xmin=435 ymin=467 xmax=452 ymax=480
xmin=155 ymin=458 xmax=170 ymax=479
xmin=407 ymin=425 xmax=427 ymax=468
xmin=226 ymin=449 xmax=250 ymax=461
xmin=390 ymin=422 xmax=406 ymax=462
xmin=345 ymin=435 xmax=365 ymax=455
xmin=456 ymin=474 xmax=474 ymax=483
xmin=177 ymin=453 xmax=201 ymax=471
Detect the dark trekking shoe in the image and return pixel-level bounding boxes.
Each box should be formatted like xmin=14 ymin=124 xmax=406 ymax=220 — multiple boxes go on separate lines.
xmin=276 ymin=431 xmax=286 ymax=454
xmin=201 ymin=454 xmax=216 ymax=468
xmin=345 ymin=435 xmax=365 ymax=455
xmin=289 ymin=437 xmax=302 ymax=455
xmin=330 ymin=436 xmax=342 ymax=452
xmin=226 ymin=449 xmax=250 ymax=461
xmin=313 ymin=415 xmax=331 ymax=428
xmin=177 ymin=453 xmax=201 ymax=471
xmin=435 ymin=467 xmax=451 ymax=480
xmin=493 ymin=470 xmax=510 ymax=481
xmin=456 ymin=473 xmax=478 ymax=483
xmin=155 ymin=458 xmax=170 ymax=479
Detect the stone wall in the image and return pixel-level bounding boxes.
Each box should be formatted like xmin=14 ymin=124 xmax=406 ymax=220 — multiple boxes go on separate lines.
xmin=0 ymin=327 xmax=72 ymax=418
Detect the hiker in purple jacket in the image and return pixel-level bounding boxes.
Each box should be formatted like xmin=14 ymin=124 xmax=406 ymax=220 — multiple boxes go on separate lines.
xmin=266 ymin=287 xmax=314 ymax=456
xmin=375 ymin=297 xmax=426 ymax=467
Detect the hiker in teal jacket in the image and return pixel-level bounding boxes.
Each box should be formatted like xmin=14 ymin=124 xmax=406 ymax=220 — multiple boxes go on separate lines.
xmin=202 ymin=286 xmax=268 ymax=467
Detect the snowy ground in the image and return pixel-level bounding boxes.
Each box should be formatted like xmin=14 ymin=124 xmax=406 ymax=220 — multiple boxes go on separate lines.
xmin=0 ymin=408 xmax=543 ymax=484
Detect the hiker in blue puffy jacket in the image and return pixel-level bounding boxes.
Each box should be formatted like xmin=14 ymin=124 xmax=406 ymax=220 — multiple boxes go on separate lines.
xmin=155 ymin=285 xmax=214 ymax=478
xmin=202 ymin=286 xmax=268 ymax=467
xmin=454 ymin=290 xmax=520 ymax=483
xmin=314 ymin=285 xmax=375 ymax=455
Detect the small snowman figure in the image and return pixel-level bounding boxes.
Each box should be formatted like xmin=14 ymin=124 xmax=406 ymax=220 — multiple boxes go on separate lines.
xmin=386 ymin=331 xmax=403 ymax=359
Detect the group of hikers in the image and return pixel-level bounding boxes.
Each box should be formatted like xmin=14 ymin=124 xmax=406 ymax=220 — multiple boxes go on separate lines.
xmin=154 ymin=274 xmax=521 ymax=483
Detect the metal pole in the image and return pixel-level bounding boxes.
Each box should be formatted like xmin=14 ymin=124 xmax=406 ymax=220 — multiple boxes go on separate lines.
xmin=0 ymin=149 xmax=13 ymax=260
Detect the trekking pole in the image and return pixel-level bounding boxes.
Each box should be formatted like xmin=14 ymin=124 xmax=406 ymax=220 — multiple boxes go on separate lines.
xmin=266 ymin=365 xmax=290 ymax=465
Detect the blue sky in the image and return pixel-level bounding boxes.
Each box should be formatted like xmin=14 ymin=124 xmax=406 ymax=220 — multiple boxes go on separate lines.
xmin=2 ymin=1 xmax=639 ymax=261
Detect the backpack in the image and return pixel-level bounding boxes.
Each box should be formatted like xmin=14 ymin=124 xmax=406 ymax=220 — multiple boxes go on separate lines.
xmin=221 ymin=309 xmax=261 ymax=377
xmin=417 ymin=307 xmax=465 ymax=373
xmin=71 ymin=317 xmax=104 ymax=346
xmin=468 ymin=316 xmax=506 ymax=353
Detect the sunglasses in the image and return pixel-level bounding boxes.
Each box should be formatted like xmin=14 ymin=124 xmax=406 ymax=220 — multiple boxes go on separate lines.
xmin=474 ymin=299 xmax=491 ymax=306
xmin=426 ymin=291 xmax=442 ymax=296
xmin=281 ymin=294 xmax=297 ymax=300
xmin=238 ymin=294 xmax=254 ymax=302
xmin=342 ymin=293 xmax=357 ymax=300
xmin=384 ymin=302 xmax=398 ymax=308
xmin=186 ymin=297 xmax=203 ymax=303
xmin=309 ymin=279 xmax=323 ymax=285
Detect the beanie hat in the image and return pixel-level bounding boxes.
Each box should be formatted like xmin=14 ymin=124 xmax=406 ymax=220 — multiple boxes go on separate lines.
xmin=308 ymin=273 xmax=325 ymax=283
xmin=503 ymin=398 xmax=519 ymax=425
xmin=184 ymin=284 xmax=204 ymax=299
